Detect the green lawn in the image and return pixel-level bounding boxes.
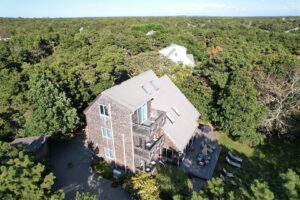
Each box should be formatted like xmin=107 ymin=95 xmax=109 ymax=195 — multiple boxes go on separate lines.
xmin=214 ymin=133 xmax=300 ymax=198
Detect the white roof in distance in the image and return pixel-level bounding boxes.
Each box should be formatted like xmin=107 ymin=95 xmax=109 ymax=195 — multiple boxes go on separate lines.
xmin=159 ymin=43 xmax=195 ymax=68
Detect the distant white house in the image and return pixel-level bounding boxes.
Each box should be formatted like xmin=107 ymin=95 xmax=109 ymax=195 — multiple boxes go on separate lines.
xmin=0 ymin=37 xmax=10 ymax=42
xmin=146 ymin=30 xmax=156 ymax=36
xmin=79 ymin=27 xmax=84 ymax=32
xmin=159 ymin=44 xmax=195 ymax=68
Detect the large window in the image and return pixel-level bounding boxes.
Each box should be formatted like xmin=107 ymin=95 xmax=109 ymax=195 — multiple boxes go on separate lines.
xmin=101 ymin=127 xmax=111 ymax=139
xmin=99 ymin=104 xmax=109 ymax=117
xmin=137 ymin=103 xmax=148 ymax=123
xmin=104 ymin=147 xmax=114 ymax=159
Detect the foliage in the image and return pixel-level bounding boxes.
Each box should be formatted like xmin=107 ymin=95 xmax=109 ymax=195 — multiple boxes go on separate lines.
xmin=19 ymin=75 xmax=79 ymax=138
xmin=215 ymin=133 xmax=300 ymax=199
xmin=249 ymin=180 xmax=274 ymax=200
xmin=90 ymin=157 xmax=113 ymax=179
xmin=127 ymin=172 xmax=160 ymax=200
xmin=156 ymin=166 xmax=192 ymax=199
xmin=75 ymin=192 xmax=97 ymax=200
xmin=0 ymin=141 xmax=64 ymax=200
xmin=0 ymin=17 xmax=299 ymax=143
xmin=216 ymin=69 xmax=267 ymax=146
xmin=280 ymin=169 xmax=300 ymax=199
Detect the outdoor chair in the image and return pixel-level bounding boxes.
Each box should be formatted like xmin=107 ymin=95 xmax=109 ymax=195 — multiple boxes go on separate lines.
xmin=228 ymin=151 xmax=243 ymax=162
xmin=222 ymin=168 xmax=234 ymax=177
xmin=207 ymin=143 xmax=216 ymax=150
xmin=220 ymin=174 xmax=225 ymax=181
xmin=230 ymin=180 xmax=238 ymax=186
xmin=226 ymin=156 xmax=241 ymax=168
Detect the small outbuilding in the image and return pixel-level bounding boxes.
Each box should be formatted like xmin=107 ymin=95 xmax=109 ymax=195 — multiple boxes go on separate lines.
xmin=11 ymin=136 xmax=49 ymax=161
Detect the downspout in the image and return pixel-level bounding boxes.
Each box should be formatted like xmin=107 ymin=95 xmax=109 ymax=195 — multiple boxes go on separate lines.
xmin=130 ymin=113 xmax=135 ymax=173
xmin=109 ymin=103 xmax=117 ymax=168
xmin=122 ymin=133 xmax=127 ymax=172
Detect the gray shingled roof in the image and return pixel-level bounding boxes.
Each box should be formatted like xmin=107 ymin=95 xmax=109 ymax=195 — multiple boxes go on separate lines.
xmin=11 ymin=136 xmax=48 ymax=151
xmin=97 ymin=70 xmax=200 ymax=151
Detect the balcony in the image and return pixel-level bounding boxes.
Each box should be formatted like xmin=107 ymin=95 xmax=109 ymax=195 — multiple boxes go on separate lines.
xmin=134 ymin=135 xmax=164 ymax=162
xmin=145 ymin=135 xmax=164 ymax=151
xmin=132 ymin=109 xmax=166 ymax=137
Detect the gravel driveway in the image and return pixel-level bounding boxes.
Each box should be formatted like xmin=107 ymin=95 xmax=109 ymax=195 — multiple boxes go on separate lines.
xmin=48 ymin=135 xmax=131 ymax=200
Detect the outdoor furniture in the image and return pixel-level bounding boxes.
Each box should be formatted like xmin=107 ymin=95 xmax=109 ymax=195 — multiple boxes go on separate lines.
xmin=222 ymin=168 xmax=234 ymax=177
xmin=230 ymin=180 xmax=238 ymax=186
xmin=220 ymin=174 xmax=225 ymax=181
xmin=202 ymin=145 xmax=208 ymax=155
xmin=207 ymin=147 xmax=214 ymax=153
xmin=228 ymin=151 xmax=243 ymax=162
xmin=226 ymin=156 xmax=241 ymax=168
xmin=200 ymin=140 xmax=205 ymax=148
xmin=207 ymin=143 xmax=217 ymax=150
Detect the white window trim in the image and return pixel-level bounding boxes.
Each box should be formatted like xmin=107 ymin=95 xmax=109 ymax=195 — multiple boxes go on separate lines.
xmin=104 ymin=147 xmax=114 ymax=160
xmin=101 ymin=127 xmax=111 ymax=139
xmin=99 ymin=104 xmax=109 ymax=117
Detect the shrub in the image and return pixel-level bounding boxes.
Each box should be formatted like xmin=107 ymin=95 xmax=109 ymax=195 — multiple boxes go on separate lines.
xmin=90 ymin=157 xmax=113 ymax=179
xmin=75 ymin=192 xmax=97 ymax=200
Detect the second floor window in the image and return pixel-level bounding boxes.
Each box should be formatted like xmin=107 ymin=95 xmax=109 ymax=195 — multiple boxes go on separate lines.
xmin=101 ymin=127 xmax=111 ymax=139
xmin=99 ymin=104 xmax=109 ymax=117
xmin=137 ymin=103 xmax=148 ymax=123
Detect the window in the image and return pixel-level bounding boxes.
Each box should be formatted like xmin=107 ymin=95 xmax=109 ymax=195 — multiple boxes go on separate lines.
xmin=101 ymin=127 xmax=111 ymax=139
xmin=104 ymin=147 xmax=114 ymax=159
xmin=99 ymin=104 xmax=109 ymax=117
xmin=172 ymin=107 xmax=181 ymax=116
xmin=137 ymin=103 xmax=148 ymax=123
xmin=166 ymin=112 xmax=175 ymax=124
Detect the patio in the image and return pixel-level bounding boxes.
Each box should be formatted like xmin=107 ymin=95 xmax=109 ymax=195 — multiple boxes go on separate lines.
xmin=180 ymin=131 xmax=221 ymax=180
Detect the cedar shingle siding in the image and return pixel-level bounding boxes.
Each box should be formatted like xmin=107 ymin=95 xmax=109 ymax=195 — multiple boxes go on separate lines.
xmin=85 ymin=95 xmax=135 ymax=172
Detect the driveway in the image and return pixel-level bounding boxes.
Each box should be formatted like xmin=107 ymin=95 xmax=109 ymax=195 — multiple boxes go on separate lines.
xmin=48 ymin=135 xmax=131 ymax=200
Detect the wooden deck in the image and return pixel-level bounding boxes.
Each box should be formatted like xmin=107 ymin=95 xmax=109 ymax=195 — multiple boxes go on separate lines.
xmin=180 ymin=132 xmax=221 ymax=180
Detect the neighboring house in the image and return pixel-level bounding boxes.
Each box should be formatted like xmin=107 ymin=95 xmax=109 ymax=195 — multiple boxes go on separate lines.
xmin=146 ymin=30 xmax=156 ymax=36
xmin=0 ymin=37 xmax=10 ymax=42
xmin=11 ymin=136 xmax=49 ymax=160
xmin=84 ymin=70 xmax=200 ymax=173
xmin=159 ymin=43 xmax=195 ymax=68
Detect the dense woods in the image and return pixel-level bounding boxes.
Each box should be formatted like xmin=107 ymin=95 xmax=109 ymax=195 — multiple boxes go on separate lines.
xmin=0 ymin=17 xmax=299 ymax=144
xmin=0 ymin=17 xmax=299 ymax=199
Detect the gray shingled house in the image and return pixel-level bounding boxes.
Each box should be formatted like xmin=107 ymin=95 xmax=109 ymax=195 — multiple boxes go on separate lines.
xmin=84 ymin=70 xmax=200 ymax=173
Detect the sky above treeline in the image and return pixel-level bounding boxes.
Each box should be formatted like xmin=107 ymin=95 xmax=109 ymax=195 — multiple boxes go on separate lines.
xmin=1 ymin=0 xmax=299 ymax=18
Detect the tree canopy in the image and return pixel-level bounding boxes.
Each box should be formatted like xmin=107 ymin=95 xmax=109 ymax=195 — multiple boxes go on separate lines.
xmin=0 ymin=141 xmax=64 ymax=200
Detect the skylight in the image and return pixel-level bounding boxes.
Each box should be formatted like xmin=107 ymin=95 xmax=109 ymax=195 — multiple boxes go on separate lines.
xmin=172 ymin=107 xmax=181 ymax=116
xmin=150 ymin=80 xmax=159 ymax=91
xmin=166 ymin=113 xmax=175 ymax=124
xmin=141 ymin=85 xmax=151 ymax=95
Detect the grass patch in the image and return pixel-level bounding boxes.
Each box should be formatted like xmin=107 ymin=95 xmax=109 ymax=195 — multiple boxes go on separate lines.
xmin=214 ymin=132 xmax=300 ymax=198
xmin=90 ymin=157 xmax=113 ymax=180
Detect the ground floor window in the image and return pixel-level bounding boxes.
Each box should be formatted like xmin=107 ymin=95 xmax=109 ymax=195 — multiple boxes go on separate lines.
xmin=162 ymin=148 xmax=167 ymax=157
xmin=104 ymin=147 xmax=114 ymax=159
xmin=162 ymin=148 xmax=173 ymax=159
